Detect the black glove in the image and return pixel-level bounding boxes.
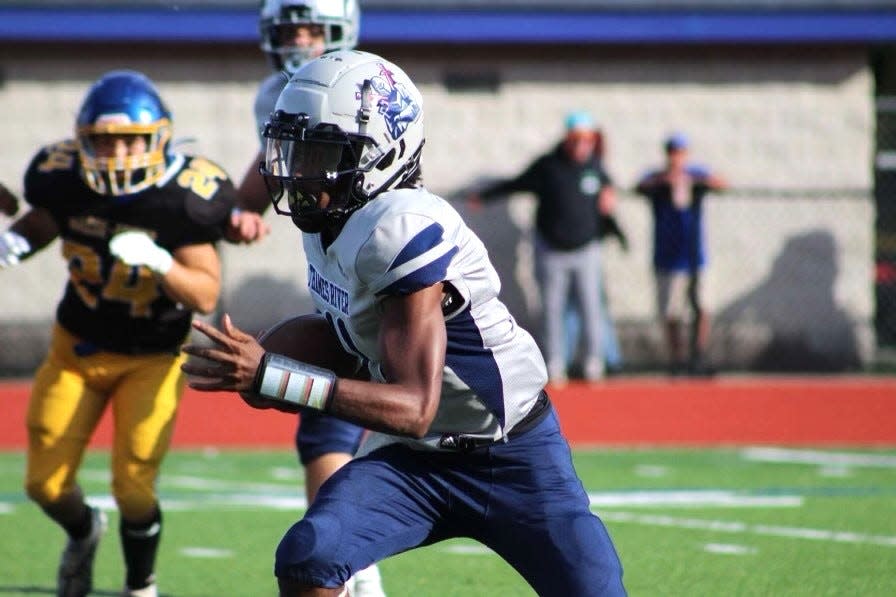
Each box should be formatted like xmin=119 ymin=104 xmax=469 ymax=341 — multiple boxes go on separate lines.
xmin=0 ymin=182 xmax=19 ymax=217
xmin=598 ymin=214 xmax=629 ymax=252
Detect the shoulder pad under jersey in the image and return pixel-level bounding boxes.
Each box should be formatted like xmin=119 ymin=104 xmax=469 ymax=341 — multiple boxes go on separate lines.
xmin=176 ymin=155 xmax=238 ymax=228
xmin=23 ymin=139 xmax=80 ymax=209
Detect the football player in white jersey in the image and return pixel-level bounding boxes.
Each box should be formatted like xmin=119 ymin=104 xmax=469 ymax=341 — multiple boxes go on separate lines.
xmin=183 ymin=50 xmax=626 ymax=596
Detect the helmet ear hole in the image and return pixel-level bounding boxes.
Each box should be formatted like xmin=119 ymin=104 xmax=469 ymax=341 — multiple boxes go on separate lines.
xmin=375 ymin=148 xmax=395 ymax=171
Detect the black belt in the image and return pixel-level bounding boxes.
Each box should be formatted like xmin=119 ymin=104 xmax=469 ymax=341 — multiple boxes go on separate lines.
xmin=437 ymin=390 xmax=551 ymax=452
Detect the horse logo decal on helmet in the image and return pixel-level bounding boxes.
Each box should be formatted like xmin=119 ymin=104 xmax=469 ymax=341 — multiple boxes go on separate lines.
xmin=363 ymin=64 xmax=420 ymax=140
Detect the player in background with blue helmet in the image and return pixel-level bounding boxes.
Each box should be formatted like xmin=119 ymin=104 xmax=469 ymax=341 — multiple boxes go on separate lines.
xmin=0 ymin=70 xmax=238 ymax=597
xmin=227 ymin=2 xmax=385 ymax=596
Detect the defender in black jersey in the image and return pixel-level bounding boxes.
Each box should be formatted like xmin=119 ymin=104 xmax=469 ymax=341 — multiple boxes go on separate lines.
xmin=1 ymin=70 xmax=236 ymax=597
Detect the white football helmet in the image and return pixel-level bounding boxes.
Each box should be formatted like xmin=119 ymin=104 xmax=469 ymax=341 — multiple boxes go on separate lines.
xmin=260 ymin=50 xmax=424 ymax=233
xmin=259 ymin=0 xmax=360 ymax=74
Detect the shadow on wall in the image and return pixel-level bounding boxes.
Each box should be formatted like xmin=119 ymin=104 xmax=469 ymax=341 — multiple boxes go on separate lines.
xmin=222 ymin=274 xmax=315 ymax=337
xmin=716 ymin=230 xmax=861 ymax=372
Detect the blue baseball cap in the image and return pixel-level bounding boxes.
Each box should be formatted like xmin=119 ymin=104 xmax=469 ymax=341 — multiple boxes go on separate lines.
xmin=664 ymin=131 xmax=690 ymax=152
xmin=565 ymin=110 xmax=595 ymax=131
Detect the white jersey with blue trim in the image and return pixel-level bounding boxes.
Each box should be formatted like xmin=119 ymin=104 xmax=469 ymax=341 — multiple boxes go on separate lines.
xmin=253 ymin=71 xmax=290 ymax=146
xmin=302 ymin=187 xmax=548 ymax=453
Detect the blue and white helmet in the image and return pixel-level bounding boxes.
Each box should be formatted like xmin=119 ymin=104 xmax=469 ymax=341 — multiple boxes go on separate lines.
xmin=259 ymin=0 xmax=360 ymax=74
xmin=260 ymin=50 xmax=424 ymax=233
xmin=75 ymin=70 xmax=172 ymax=197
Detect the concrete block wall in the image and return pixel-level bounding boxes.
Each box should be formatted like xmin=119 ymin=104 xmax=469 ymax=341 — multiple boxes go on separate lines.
xmin=0 ymin=43 xmax=875 ymax=373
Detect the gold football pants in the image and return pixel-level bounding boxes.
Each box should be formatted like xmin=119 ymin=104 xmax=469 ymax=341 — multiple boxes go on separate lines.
xmin=25 ymin=324 xmax=186 ymax=520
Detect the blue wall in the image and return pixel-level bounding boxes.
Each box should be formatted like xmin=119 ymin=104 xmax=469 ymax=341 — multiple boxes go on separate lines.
xmin=1 ymin=7 xmax=895 ymax=44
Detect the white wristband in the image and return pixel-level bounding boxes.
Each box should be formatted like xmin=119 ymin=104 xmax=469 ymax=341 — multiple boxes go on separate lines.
xmin=253 ymin=353 xmax=336 ymax=411
xmin=147 ymin=248 xmax=174 ymax=275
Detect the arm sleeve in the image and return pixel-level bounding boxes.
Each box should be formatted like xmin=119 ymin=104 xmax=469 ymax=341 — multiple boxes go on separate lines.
xmin=356 ymin=213 xmax=460 ymax=297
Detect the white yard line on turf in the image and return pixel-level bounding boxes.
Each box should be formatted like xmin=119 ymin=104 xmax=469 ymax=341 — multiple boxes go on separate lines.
xmin=741 ymin=447 xmax=896 ymax=468
xmin=703 ymin=543 xmax=757 ymax=555
xmin=599 ymin=512 xmax=896 ymax=547
xmin=587 ymin=490 xmax=802 ymax=508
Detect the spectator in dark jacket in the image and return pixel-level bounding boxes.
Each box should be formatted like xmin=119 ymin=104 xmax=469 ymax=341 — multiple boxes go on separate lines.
xmin=469 ymin=111 xmax=616 ymax=384
xmin=564 ymin=129 xmax=627 ymax=376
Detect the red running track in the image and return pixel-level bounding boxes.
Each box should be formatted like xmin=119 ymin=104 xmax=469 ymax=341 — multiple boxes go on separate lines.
xmin=1 ymin=376 xmax=894 ymax=449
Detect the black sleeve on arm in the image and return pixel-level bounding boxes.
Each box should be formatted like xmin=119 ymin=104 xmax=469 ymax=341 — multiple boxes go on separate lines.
xmin=634 ymin=169 xmax=664 ymax=196
xmin=183 ymin=166 xmax=238 ymax=242
xmin=598 ymin=213 xmax=628 ymax=248
xmin=22 ymin=148 xmax=56 ymax=210
xmin=480 ymin=157 xmax=543 ymax=201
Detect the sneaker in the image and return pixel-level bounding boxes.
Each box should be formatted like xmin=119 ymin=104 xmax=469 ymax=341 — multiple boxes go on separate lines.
xmin=350 ymin=564 xmax=387 ymax=597
xmin=583 ymin=357 xmax=605 ymax=381
xmin=58 ymin=506 xmax=107 ymax=597
xmin=123 ymin=582 xmax=158 ymax=597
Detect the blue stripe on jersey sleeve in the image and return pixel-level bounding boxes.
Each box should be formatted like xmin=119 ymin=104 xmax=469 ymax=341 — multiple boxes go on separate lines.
xmin=379 ymin=246 xmax=459 ymax=296
xmin=389 ymin=222 xmax=446 ymax=272
xmin=444 ymin=307 xmax=506 ymax=426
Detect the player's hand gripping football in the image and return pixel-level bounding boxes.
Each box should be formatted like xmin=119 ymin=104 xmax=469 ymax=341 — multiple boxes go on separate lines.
xmin=181 ymin=314 xmax=297 ymax=412
xmin=182 ymin=314 xmax=265 ymax=392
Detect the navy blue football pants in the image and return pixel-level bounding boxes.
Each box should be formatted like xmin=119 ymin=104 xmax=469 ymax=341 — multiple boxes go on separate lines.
xmin=276 ymin=407 xmax=626 ymax=596
xmin=295 ymin=411 xmax=365 ymax=465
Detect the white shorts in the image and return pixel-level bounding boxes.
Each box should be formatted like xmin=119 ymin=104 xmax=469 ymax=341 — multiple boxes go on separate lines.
xmin=655 ymin=270 xmax=705 ymax=319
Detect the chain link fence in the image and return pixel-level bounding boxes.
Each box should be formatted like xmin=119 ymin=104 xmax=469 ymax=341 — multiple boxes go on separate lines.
xmin=0 ymin=185 xmax=885 ymax=376
xmin=875 ymin=96 xmax=896 ymax=351
xmin=592 ymin=186 xmax=875 ymax=373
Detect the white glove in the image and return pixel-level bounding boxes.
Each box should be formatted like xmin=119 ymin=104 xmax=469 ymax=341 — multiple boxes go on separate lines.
xmin=109 ymin=230 xmax=174 ymax=275
xmin=0 ymin=230 xmax=31 ymax=268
